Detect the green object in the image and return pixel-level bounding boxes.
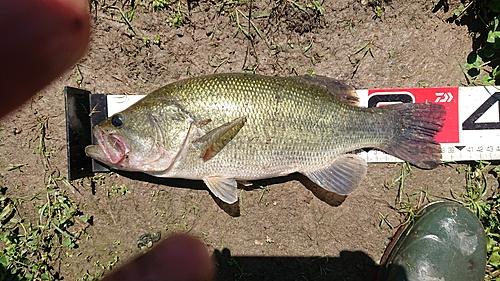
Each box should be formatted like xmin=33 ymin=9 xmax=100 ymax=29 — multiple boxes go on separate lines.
xmin=379 ymin=200 xmax=487 ymax=281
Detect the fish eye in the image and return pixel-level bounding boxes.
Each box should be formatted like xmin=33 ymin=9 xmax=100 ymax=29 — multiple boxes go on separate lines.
xmin=111 ymin=114 xmax=124 ymax=128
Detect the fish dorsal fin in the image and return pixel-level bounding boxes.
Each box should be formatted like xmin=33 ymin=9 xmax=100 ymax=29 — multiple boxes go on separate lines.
xmin=192 ymin=117 xmax=247 ymax=161
xmin=297 ymin=75 xmax=359 ymax=106
xmin=203 ymin=176 xmax=238 ymax=204
xmin=303 ymin=154 xmax=367 ymax=195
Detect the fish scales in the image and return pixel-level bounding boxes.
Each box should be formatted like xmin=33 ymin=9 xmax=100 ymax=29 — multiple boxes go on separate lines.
xmin=86 ymin=73 xmax=445 ymax=204
xmin=146 ymin=75 xmax=383 ymax=177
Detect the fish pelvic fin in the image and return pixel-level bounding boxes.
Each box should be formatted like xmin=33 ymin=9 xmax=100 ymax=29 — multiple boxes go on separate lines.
xmin=303 ymin=154 xmax=368 ymax=195
xmin=203 ymin=176 xmax=238 ymax=204
xmin=192 ymin=116 xmax=246 ymax=161
xmin=378 ymin=103 xmax=446 ymax=169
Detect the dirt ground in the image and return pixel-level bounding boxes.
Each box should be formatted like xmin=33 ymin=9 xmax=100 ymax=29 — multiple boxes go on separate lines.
xmin=0 ymin=0 xmax=493 ymax=280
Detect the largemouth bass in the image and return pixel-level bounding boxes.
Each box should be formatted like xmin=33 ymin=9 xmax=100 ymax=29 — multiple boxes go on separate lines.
xmin=85 ymin=73 xmax=445 ymax=204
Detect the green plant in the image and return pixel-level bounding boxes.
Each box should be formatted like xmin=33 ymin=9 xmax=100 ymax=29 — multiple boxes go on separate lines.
xmin=454 ymin=162 xmax=500 ymax=280
xmin=228 ymin=7 xmax=268 ymax=44
xmin=349 ymin=38 xmax=376 ymax=77
xmin=77 ymin=270 xmax=104 ymax=281
xmin=216 ymin=0 xmax=271 ymax=49
xmin=151 ymin=0 xmax=171 ymax=11
xmin=258 ymin=186 xmax=268 ymax=204
xmin=373 ymin=5 xmax=384 ymax=19
xmin=443 ymin=0 xmax=500 ymax=85
xmin=78 ymin=256 xmax=118 ymax=281
xmin=167 ymin=1 xmax=186 ymax=28
xmin=378 ymin=212 xmax=394 ymax=229
xmin=108 ymin=5 xmax=137 ymax=34
xmin=152 ymin=35 xmax=161 ymax=46
xmin=105 ymin=184 xmax=131 ymax=197
xmin=310 ymin=0 xmax=324 ymax=15
xmin=384 ymin=162 xmax=412 ymax=203
xmin=383 ymin=163 xmax=434 ymax=229
xmin=150 ymin=0 xmax=188 ymax=28
xmin=227 ymin=257 xmax=247 ymax=280
xmin=0 ymin=176 xmax=89 ymax=281
xmin=279 ymin=0 xmax=324 ymax=15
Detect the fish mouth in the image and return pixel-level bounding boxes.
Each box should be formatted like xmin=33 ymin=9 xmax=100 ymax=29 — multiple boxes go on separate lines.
xmin=86 ymin=127 xmax=129 ymax=165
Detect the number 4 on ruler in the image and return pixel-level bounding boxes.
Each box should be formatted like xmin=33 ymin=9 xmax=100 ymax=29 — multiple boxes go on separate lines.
xmin=462 ymin=92 xmax=500 ymax=130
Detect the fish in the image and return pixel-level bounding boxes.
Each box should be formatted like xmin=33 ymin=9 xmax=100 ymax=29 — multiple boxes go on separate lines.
xmin=85 ymin=73 xmax=446 ymax=204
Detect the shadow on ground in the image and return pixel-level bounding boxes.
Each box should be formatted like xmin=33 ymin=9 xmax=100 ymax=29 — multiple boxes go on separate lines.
xmin=214 ymin=248 xmax=380 ymax=281
xmin=103 ymin=171 xmax=349 ymax=217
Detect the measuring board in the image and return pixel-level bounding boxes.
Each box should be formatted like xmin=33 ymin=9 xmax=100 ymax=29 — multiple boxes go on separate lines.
xmin=64 ymin=85 xmax=500 ymax=180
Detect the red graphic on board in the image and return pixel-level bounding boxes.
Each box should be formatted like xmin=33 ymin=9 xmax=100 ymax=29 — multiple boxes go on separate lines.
xmin=368 ymin=87 xmax=459 ymax=143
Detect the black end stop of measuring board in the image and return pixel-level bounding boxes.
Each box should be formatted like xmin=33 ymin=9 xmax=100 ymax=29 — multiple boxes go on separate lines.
xmin=64 ymin=87 xmax=110 ymax=180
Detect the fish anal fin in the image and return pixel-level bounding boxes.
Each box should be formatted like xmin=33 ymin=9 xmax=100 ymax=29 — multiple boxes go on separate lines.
xmin=193 ymin=116 xmax=246 ymax=161
xmin=296 ymin=75 xmax=359 ymax=106
xmin=203 ymin=176 xmax=238 ymax=204
xmin=303 ymin=154 xmax=367 ymax=195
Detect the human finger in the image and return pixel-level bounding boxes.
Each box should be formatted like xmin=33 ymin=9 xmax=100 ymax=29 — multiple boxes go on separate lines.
xmin=0 ymin=0 xmax=91 ymax=117
xmin=103 ymin=233 xmax=216 ymax=281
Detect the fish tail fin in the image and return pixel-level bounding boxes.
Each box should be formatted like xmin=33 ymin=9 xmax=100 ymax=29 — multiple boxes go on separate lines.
xmin=378 ymin=103 xmax=446 ymax=169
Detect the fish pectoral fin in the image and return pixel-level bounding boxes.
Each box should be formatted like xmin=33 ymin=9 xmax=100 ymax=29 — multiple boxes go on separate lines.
xmin=303 ymin=154 xmax=367 ymax=195
xmin=203 ymin=176 xmax=239 ymax=204
xmin=192 ymin=116 xmax=247 ymax=161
